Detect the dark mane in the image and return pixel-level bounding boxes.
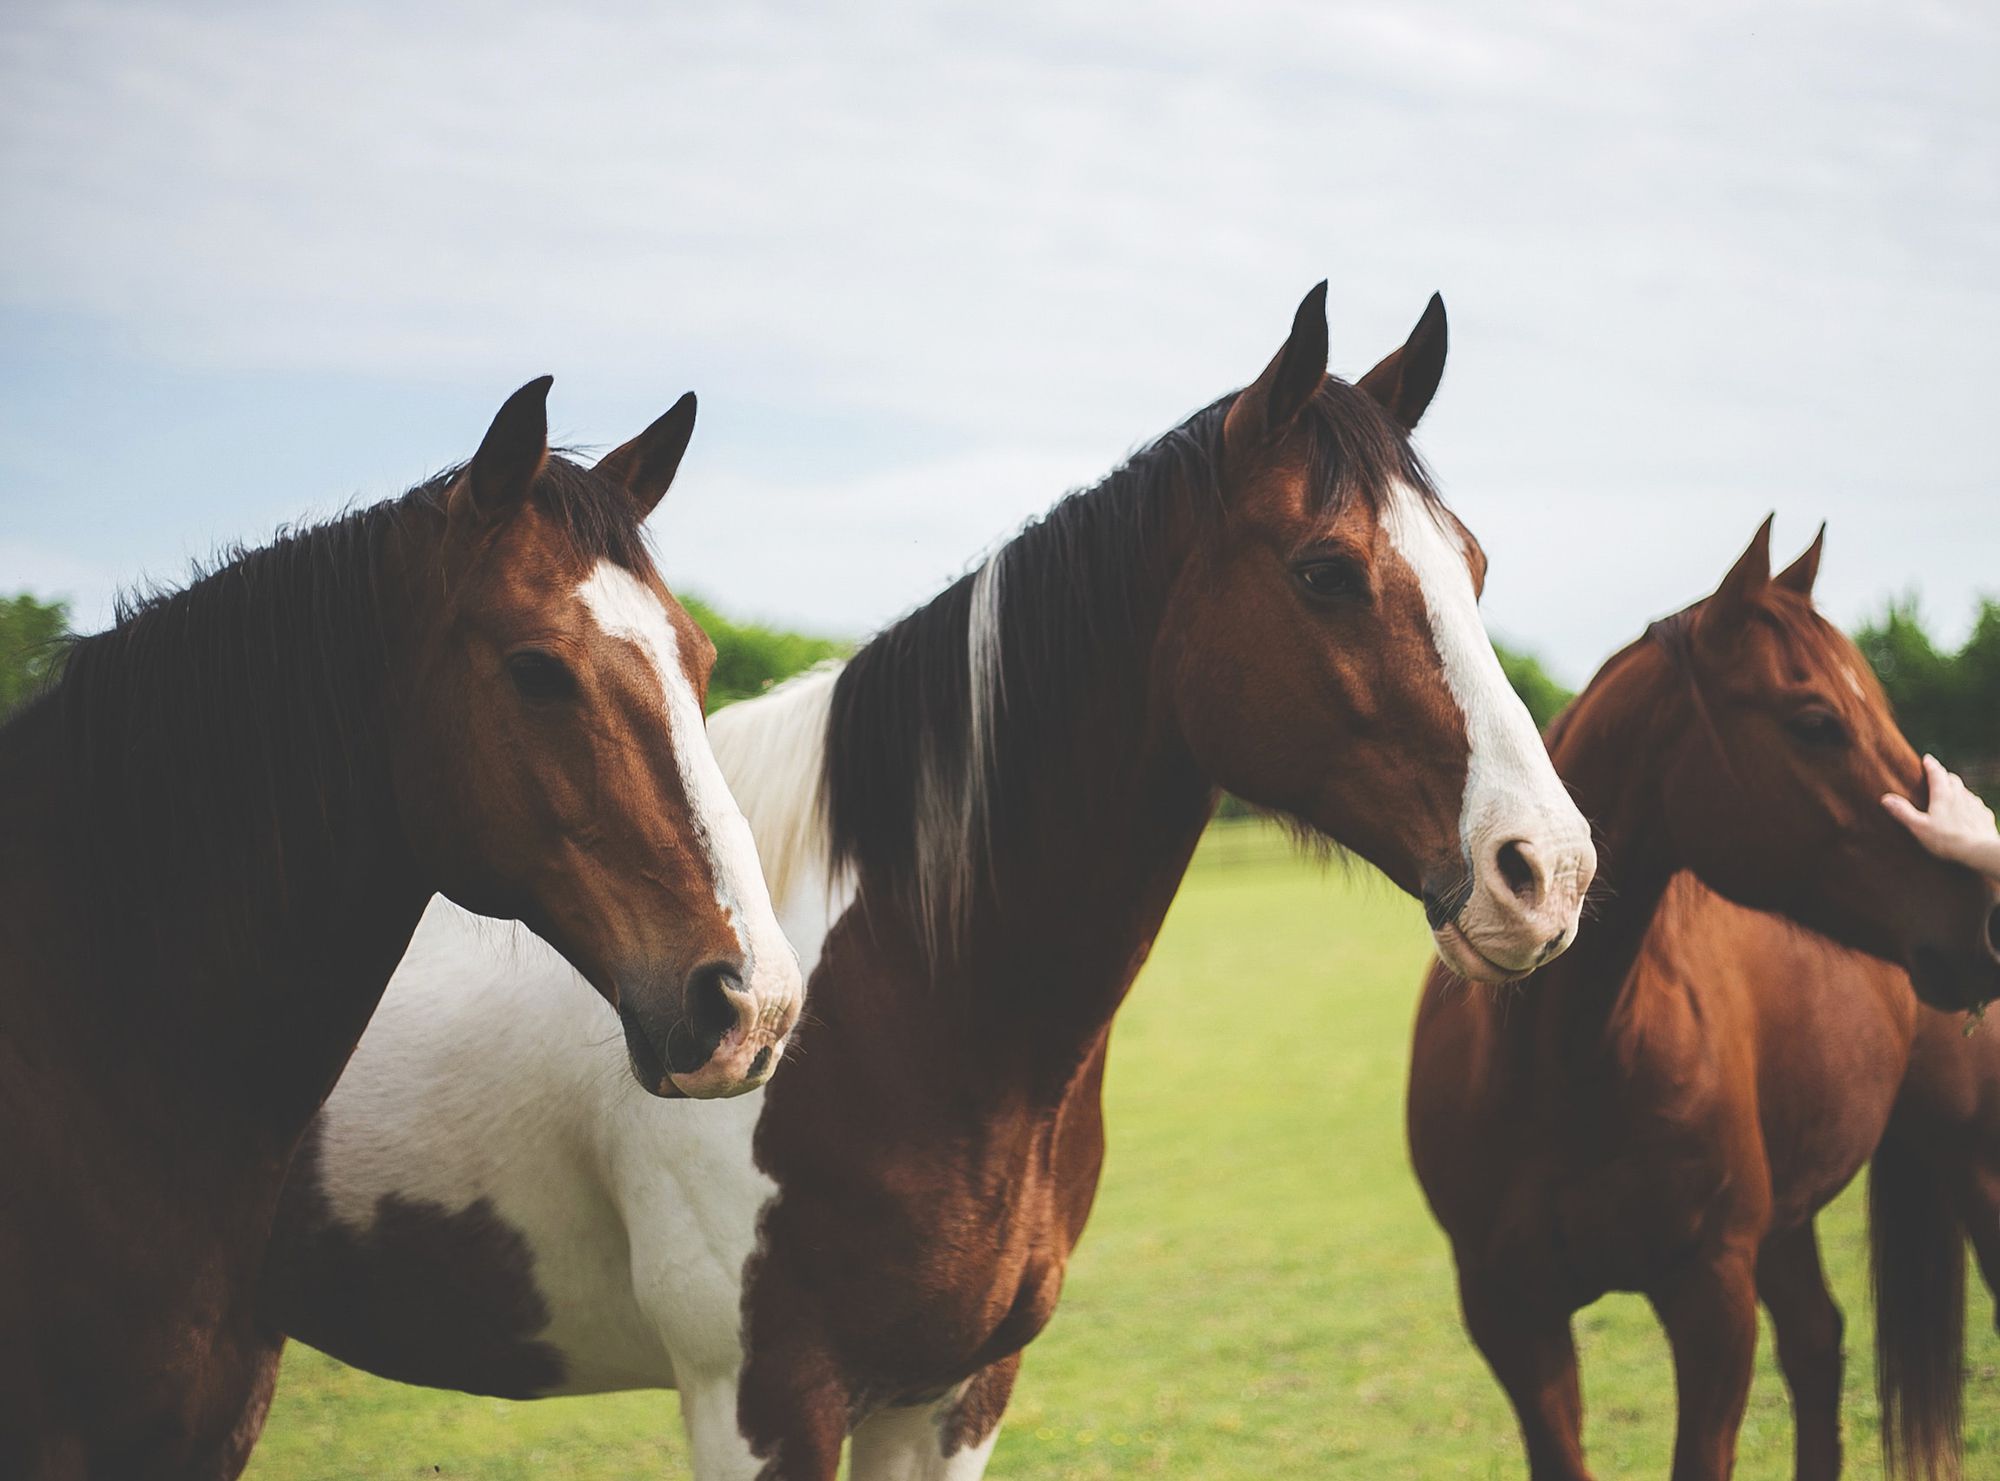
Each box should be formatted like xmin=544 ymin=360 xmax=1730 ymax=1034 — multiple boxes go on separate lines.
xmin=823 ymin=378 xmax=1438 ymax=963
xmin=7 ymin=456 xmax=650 ymax=965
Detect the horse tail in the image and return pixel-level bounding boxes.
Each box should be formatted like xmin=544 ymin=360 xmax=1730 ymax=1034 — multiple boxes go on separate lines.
xmin=1869 ymin=1114 xmax=1965 ymax=1480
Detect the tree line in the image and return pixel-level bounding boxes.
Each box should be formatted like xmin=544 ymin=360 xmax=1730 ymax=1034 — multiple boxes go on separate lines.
xmin=3 ymin=590 xmax=1992 ymax=800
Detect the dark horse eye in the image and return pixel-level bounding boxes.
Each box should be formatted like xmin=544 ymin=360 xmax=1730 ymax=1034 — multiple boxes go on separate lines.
xmin=506 ymin=650 xmax=577 ymax=703
xmin=1785 ymin=706 xmax=1847 ymax=749
xmin=1295 ymin=558 xmax=1369 ymax=602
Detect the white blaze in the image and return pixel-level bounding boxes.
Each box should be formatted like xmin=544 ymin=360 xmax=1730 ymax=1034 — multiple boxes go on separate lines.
xmin=1381 ymin=485 xmax=1593 ymax=896
xmin=576 ymin=562 xmax=799 ymax=995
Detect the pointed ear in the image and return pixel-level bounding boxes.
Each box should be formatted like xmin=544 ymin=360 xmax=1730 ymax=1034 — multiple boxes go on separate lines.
xmin=454 ymin=376 xmax=552 ymax=522
xmin=1696 ymin=515 xmax=1775 ymax=647
xmin=1223 ymin=281 xmax=1329 ymax=450
xmin=1357 ymin=293 xmax=1448 ymax=430
xmin=1773 ymin=522 xmax=1826 ymax=599
xmin=594 ymin=392 xmax=697 ymax=519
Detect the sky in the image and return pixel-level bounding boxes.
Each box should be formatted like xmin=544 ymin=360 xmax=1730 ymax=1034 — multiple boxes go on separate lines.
xmin=1 ymin=0 xmax=1995 ymax=684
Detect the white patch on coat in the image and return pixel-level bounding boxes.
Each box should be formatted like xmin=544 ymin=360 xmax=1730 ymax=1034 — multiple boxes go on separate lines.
xmin=576 ymin=561 xmax=797 ymax=999
xmin=849 ymin=1391 xmax=1006 ymax=1479
xmin=706 ymin=663 xmax=857 ymax=971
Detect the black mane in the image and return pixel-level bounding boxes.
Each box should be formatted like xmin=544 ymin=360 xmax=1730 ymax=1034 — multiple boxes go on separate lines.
xmin=9 ymin=456 xmax=651 ymax=959
xmin=823 ymin=378 xmax=1437 ymax=961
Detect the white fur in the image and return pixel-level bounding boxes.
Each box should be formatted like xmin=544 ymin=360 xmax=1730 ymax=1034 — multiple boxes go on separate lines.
xmin=707 ymin=665 xmax=855 ymax=973
xmin=849 ymin=1395 xmax=1006 ymax=1480
xmin=576 ymin=562 xmax=797 ymax=1001
xmin=961 ymin=554 xmax=1007 ymax=881
xmin=1382 ymin=486 xmax=1594 ymax=952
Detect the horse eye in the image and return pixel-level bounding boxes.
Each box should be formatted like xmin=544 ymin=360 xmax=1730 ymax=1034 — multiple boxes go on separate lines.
xmin=1295 ymin=558 xmax=1369 ymax=602
xmin=1785 ymin=706 xmax=1847 ymax=749
xmin=506 ymin=650 xmax=577 ymax=703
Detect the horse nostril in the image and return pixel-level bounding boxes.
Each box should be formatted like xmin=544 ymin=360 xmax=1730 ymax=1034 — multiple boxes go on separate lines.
xmin=1495 ymin=841 xmax=1539 ymax=905
xmin=749 ymin=1046 xmax=772 ymax=1079
xmin=671 ymin=962 xmax=745 ymax=1074
xmin=1986 ymin=902 xmax=2000 ymax=958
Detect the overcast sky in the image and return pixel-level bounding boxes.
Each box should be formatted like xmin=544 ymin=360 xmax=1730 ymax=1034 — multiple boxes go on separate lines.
xmin=2 ymin=1 xmax=1994 ymax=683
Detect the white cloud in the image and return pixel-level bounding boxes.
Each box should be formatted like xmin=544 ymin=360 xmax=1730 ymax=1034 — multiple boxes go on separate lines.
xmin=1 ymin=0 xmax=1995 ymax=674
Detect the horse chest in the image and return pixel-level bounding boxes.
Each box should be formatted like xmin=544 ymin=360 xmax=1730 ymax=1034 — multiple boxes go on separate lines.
xmin=1462 ymin=1072 xmax=1743 ymax=1297
xmin=750 ymin=1103 xmax=1077 ymax=1410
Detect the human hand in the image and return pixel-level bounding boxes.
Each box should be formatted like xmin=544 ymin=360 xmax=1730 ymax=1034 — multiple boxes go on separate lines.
xmin=1884 ymin=755 xmax=2000 ymax=883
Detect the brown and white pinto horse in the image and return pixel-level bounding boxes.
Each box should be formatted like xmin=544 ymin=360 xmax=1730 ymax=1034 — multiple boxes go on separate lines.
xmin=1408 ymin=522 xmax=2000 ymax=1481
xmin=252 ymin=286 xmax=1595 ymax=1479
xmin=0 ymin=383 xmax=802 ymax=1478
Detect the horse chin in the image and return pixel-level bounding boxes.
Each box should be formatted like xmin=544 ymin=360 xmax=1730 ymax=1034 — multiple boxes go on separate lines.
xmin=1432 ymin=921 xmax=1530 ymax=987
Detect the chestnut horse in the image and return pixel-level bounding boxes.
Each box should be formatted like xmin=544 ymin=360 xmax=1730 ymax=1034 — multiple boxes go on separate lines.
xmin=250 ymin=285 xmax=1597 ymax=1478
xmin=1408 ymin=522 xmax=2000 ymax=1481
xmin=0 ymin=382 xmax=803 ymax=1478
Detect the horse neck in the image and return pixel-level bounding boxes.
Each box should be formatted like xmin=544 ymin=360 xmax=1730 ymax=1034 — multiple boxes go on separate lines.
xmin=40 ymin=513 xmax=434 ymax=1137
xmin=858 ymin=516 xmax=1219 ymax=1106
xmin=1516 ymin=650 xmax=1693 ymax=1040
xmin=959 ymin=680 xmax=1216 ymax=1099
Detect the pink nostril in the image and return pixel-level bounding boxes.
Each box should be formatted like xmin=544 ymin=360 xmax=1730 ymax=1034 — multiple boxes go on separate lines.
xmin=1495 ymin=840 xmax=1540 ymax=906
xmin=673 ymin=961 xmax=748 ymax=1074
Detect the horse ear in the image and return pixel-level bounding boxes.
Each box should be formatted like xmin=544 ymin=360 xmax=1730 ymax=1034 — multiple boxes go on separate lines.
xmin=454 ymin=376 xmax=552 ymax=522
xmin=1357 ymin=293 xmax=1448 ymax=430
xmin=1696 ymin=514 xmax=1775 ymax=647
xmin=594 ymin=392 xmax=697 ymax=519
xmin=1223 ymin=281 xmax=1329 ymax=449
xmin=1773 ymin=522 xmax=1826 ymax=599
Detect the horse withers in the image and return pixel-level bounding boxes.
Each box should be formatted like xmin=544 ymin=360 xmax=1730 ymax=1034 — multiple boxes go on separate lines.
xmin=1408 ymin=521 xmax=2000 ymax=1481
xmin=254 ymin=285 xmax=1595 ymax=1479
xmin=0 ymin=383 xmax=801 ymax=1477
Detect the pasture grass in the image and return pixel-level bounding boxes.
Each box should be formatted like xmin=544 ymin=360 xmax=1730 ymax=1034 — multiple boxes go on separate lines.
xmin=247 ymin=821 xmax=2000 ymax=1478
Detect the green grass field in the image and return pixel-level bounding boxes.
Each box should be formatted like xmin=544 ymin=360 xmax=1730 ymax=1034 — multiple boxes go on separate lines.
xmin=247 ymin=822 xmax=1999 ymax=1478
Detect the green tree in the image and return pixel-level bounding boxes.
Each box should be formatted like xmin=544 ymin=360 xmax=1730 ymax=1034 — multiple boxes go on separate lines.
xmin=679 ymin=596 xmax=848 ymax=713
xmin=1494 ymin=641 xmax=1574 ymax=732
xmin=1854 ymin=596 xmax=1999 ymax=801
xmin=0 ymin=592 xmax=70 ymax=717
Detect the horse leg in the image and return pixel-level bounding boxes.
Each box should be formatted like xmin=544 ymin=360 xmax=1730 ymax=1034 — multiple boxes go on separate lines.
xmin=168 ymin=1331 xmax=284 ymax=1481
xmin=846 ymin=1355 xmax=1019 ymax=1481
xmin=677 ymin=1376 xmax=771 ymax=1481
xmin=1649 ymin=1249 xmax=1760 ymax=1481
xmin=1955 ymin=1153 xmax=2000 ymax=1336
xmin=1755 ymin=1225 xmax=1844 ymax=1480
xmin=1458 ymin=1264 xmax=1593 ymax=1480
xmin=724 ymin=1338 xmax=853 ymax=1481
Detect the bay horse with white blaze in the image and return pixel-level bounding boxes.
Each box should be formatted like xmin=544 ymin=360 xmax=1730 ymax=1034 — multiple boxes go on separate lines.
xmin=0 ymin=382 xmax=802 ymax=1478
xmin=254 ymin=285 xmax=1598 ymax=1478
xmin=1408 ymin=521 xmax=2000 ymax=1480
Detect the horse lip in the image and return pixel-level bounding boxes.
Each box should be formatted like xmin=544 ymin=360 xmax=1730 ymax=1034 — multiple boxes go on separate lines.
xmin=1434 ymin=920 xmax=1531 ymax=985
